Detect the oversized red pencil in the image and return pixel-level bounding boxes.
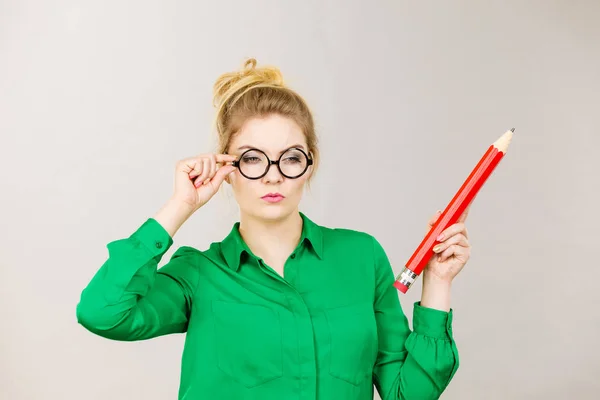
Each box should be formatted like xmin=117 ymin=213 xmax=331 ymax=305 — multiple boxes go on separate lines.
xmin=394 ymin=128 xmax=515 ymax=293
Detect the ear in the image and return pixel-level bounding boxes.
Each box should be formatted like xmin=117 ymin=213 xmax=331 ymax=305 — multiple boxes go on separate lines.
xmin=306 ymin=154 xmax=314 ymax=179
xmin=305 ymin=167 xmax=313 ymax=180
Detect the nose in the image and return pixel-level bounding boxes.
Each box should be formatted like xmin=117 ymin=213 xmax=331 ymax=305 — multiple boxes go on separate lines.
xmin=262 ymin=161 xmax=284 ymax=183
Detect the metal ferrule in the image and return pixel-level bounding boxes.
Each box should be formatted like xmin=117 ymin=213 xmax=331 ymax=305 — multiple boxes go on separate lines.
xmin=395 ymin=267 xmax=417 ymax=288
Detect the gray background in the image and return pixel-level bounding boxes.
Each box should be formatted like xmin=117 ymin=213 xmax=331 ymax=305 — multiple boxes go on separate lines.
xmin=2 ymin=0 xmax=599 ymax=399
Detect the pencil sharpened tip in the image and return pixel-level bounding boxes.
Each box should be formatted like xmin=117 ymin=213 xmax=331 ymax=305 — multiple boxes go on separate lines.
xmin=510 ymin=128 xmax=515 ymax=132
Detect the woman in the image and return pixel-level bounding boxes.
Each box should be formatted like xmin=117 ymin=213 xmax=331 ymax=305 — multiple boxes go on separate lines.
xmin=76 ymin=58 xmax=472 ymax=399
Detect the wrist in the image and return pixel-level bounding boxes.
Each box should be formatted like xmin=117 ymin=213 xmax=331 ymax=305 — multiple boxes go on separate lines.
xmin=423 ymin=273 xmax=453 ymax=287
xmin=167 ymin=196 xmax=196 ymax=215
xmin=153 ymin=198 xmax=195 ymax=237
xmin=420 ymin=275 xmax=452 ymax=312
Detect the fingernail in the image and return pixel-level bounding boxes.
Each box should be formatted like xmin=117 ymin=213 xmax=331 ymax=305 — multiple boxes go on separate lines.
xmin=437 ymin=234 xmax=444 ymax=241
xmin=433 ymin=245 xmax=441 ymax=252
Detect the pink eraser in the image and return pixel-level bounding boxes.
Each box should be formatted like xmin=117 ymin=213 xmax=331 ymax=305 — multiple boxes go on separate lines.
xmin=394 ymin=280 xmax=408 ymax=293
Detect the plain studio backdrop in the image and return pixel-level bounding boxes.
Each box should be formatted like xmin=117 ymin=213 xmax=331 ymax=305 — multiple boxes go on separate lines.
xmin=1 ymin=1 xmax=599 ymax=399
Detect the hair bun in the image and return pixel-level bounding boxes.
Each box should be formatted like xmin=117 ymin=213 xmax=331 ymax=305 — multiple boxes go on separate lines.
xmin=212 ymin=58 xmax=285 ymax=110
xmin=239 ymin=58 xmax=284 ymax=86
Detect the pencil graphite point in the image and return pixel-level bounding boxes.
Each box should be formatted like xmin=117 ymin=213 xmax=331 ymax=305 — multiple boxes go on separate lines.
xmin=492 ymin=128 xmax=514 ymax=153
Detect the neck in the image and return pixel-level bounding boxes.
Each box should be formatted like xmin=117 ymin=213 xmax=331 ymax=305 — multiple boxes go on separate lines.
xmin=238 ymin=209 xmax=303 ymax=260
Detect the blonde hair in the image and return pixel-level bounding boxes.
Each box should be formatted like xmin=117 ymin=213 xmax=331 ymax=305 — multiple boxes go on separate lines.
xmin=211 ymin=58 xmax=320 ymax=188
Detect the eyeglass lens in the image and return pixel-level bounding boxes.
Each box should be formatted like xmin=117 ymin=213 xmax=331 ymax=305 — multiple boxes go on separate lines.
xmin=239 ymin=148 xmax=308 ymax=178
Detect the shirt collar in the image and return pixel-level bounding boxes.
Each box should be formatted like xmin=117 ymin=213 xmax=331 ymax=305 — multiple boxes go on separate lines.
xmin=220 ymin=211 xmax=323 ymax=272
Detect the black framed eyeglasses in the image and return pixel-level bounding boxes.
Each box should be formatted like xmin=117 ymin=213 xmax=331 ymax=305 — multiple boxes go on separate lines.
xmin=231 ymin=147 xmax=313 ymax=180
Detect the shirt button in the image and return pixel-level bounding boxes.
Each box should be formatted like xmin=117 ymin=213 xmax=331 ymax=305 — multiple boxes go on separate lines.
xmin=290 ymin=254 xmax=296 ymax=259
xmin=155 ymin=241 xmax=163 ymax=249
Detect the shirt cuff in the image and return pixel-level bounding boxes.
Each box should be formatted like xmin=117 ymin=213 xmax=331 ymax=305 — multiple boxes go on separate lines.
xmin=129 ymin=218 xmax=174 ymax=257
xmin=412 ymin=301 xmax=454 ymax=340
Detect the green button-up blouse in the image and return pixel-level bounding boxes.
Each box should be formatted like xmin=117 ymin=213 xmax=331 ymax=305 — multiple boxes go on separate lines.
xmin=76 ymin=211 xmax=459 ymax=399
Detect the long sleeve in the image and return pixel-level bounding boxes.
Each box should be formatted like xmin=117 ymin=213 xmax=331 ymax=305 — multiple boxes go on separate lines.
xmin=76 ymin=218 xmax=200 ymax=341
xmin=371 ymin=236 xmax=459 ymax=400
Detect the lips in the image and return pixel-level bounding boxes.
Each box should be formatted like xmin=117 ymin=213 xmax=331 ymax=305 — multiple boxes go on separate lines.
xmin=261 ymin=193 xmax=285 ymax=203
xmin=262 ymin=193 xmax=284 ymax=199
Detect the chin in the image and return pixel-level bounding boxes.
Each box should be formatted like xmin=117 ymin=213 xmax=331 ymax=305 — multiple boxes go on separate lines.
xmin=260 ymin=206 xmax=290 ymax=220
xmin=248 ymin=203 xmax=295 ymax=222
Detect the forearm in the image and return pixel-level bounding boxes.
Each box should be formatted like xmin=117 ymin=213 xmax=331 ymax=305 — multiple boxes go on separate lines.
xmin=153 ymin=197 xmax=195 ymax=238
xmin=372 ymin=235 xmax=459 ymax=399
xmin=76 ymin=217 xmax=183 ymax=340
xmin=420 ymin=275 xmax=452 ymax=312
xmin=374 ymin=302 xmax=459 ymax=400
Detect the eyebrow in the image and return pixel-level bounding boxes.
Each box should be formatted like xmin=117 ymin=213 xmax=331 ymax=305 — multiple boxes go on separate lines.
xmin=237 ymin=144 xmax=306 ymax=154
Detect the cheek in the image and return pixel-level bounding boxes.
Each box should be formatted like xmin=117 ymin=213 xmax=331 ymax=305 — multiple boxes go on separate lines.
xmin=230 ymin=175 xmax=307 ymax=199
xmin=231 ymin=177 xmax=258 ymax=197
xmin=289 ymin=180 xmax=307 ymax=196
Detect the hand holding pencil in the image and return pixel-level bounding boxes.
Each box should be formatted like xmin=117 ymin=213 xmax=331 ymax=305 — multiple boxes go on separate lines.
xmin=394 ymin=128 xmax=515 ymax=293
xmin=422 ymin=205 xmax=472 ymax=283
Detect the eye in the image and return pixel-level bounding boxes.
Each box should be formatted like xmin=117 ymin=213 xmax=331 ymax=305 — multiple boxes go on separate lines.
xmin=242 ymin=156 xmax=262 ymax=163
xmin=283 ymin=156 xmax=301 ymax=163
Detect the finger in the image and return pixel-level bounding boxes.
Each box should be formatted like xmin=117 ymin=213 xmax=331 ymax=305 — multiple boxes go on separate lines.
xmin=439 ymin=244 xmax=470 ymax=263
xmin=215 ymin=153 xmax=238 ymax=163
xmin=208 ymin=164 xmax=236 ymax=191
xmin=203 ymin=154 xmax=217 ymax=185
xmin=194 ymin=158 xmax=207 ymax=186
xmin=426 ymin=210 xmax=443 ymax=233
xmin=457 ymin=204 xmax=472 ymax=223
xmin=438 ymin=244 xmax=457 ymax=263
xmin=432 ymin=233 xmax=469 ymax=254
xmin=209 ymin=154 xmax=217 ymax=179
xmin=429 ymin=210 xmax=442 ymax=225
xmin=463 ymin=226 xmax=469 ymax=240
xmin=186 ymin=158 xmax=203 ymax=179
xmin=202 ymin=158 xmax=212 ymax=185
xmin=438 ymin=244 xmax=467 ymax=262
xmin=438 ymin=222 xmax=466 ymax=241
xmin=194 ymin=158 xmax=210 ymax=187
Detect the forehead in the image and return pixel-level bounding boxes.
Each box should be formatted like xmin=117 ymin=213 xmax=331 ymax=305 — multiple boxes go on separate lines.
xmin=230 ymin=114 xmax=306 ymax=155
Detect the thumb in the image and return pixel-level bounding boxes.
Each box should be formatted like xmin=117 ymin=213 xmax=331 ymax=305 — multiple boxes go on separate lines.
xmin=209 ymin=165 xmax=236 ymax=190
xmin=425 ymin=210 xmax=442 ymax=234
